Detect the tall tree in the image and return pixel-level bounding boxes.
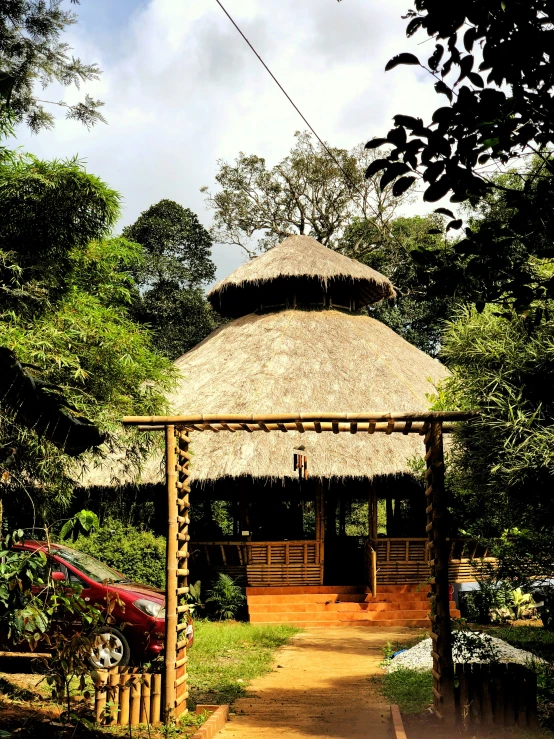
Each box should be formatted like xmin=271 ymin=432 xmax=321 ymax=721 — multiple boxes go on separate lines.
xmin=339 ymin=214 xmax=460 ymax=356
xmin=0 ymin=156 xmax=172 ymax=525
xmin=202 ymin=131 xmax=412 ymax=258
xmin=366 ymin=1 xmax=554 ymax=312
xmin=0 ymin=0 xmax=104 ymax=133
xmin=123 ymin=199 xmax=219 ymax=360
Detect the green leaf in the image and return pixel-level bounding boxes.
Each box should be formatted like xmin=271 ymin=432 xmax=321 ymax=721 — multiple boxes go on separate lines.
xmin=434 ymin=80 xmax=453 ymax=102
xmin=365 ymin=159 xmax=389 ymax=179
xmin=385 ymin=53 xmax=420 ymax=72
xmin=365 ymin=138 xmax=388 ymax=150
xmin=423 ymin=176 xmax=452 ymax=202
xmin=392 ymin=176 xmax=416 ymax=196
xmin=60 ymin=520 xmax=74 ymax=541
xmin=434 ymin=207 xmax=455 ymax=219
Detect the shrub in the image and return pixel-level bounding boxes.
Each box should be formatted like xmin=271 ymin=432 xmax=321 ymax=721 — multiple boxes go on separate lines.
xmin=205 ymin=574 xmax=245 ymax=620
xmin=69 ymin=518 xmax=166 ymax=588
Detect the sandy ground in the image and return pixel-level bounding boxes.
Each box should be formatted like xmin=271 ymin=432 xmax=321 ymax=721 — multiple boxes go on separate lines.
xmin=223 ymin=625 xmax=426 ymax=739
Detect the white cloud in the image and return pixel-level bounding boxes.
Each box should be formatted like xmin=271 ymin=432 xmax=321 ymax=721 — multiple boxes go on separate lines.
xmin=14 ymin=0 xmax=446 ymax=282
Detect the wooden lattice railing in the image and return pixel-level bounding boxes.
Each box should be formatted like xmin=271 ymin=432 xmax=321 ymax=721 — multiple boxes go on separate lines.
xmin=190 ymin=540 xmax=323 ymax=586
xmin=375 ymin=537 xmax=497 ymax=584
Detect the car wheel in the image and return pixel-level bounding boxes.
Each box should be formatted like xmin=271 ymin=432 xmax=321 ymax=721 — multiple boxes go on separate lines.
xmin=89 ymin=627 xmax=131 ymax=669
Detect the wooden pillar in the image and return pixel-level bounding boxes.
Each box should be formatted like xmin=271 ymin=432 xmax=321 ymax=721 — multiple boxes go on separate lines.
xmin=315 ymin=479 xmax=325 ymax=585
xmin=368 ymin=481 xmax=378 ymax=543
xmin=239 ymin=479 xmax=251 ymax=538
xmin=386 ymin=494 xmax=394 ymax=537
xmin=338 ymin=493 xmax=346 ymax=537
xmin=175 ymin=429 xmax=191 ymax=716
xmin=424 ymin=420 xmax=455 ymax=724
xmin=163 ymin=426 xmax=191 ymax=724
xmin=163 ymin=425 xmax=178 ymax=722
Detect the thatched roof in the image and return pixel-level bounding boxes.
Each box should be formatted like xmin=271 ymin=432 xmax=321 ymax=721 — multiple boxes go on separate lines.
xmin=208 ymin=235 xmax=395 ymax=317
xmin=82 ymin=308 xmax=448 ymax=486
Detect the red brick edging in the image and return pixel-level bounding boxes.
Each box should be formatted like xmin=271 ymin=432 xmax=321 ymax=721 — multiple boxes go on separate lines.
xmin=191 ymin=704 xmax=230 ymax=739
xmin=390 ymin=704 xmax=408 ymax=739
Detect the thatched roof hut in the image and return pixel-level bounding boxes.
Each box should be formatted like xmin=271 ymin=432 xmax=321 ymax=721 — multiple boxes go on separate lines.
xmin=84 ymin=235 xmax=447 ymax=488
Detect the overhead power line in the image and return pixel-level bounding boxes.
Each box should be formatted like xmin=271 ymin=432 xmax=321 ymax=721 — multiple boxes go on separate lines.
xmin=213 ymin=0 xmax=397 ymax=230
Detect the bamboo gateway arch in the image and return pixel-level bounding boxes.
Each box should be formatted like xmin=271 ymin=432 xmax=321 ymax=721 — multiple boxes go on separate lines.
xmin=122 ymin=410 xmax=474 ymax=723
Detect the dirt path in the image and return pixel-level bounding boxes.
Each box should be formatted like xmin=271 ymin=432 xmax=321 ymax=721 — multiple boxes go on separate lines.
xmin=223 ymin=625 xmax=425 ymax=739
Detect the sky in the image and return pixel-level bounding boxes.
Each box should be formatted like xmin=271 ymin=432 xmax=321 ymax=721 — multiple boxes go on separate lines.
xmin=14 ymin=0 xmax=442 ymax=283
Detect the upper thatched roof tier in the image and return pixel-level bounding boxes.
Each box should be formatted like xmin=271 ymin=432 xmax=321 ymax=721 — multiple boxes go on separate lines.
xmin=207 ymin=235 xmax=395 ymax=317
xmin=82 ymin=308 xmax=448 ymax=486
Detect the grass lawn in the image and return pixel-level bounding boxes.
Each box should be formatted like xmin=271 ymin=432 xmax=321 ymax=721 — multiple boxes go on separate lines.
xmin=188 ymin=620 xmax=301 ymax=706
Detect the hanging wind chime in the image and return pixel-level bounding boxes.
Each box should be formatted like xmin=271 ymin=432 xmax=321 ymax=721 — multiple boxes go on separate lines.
xmin=294 ymin=446 xmax=308 ymax=480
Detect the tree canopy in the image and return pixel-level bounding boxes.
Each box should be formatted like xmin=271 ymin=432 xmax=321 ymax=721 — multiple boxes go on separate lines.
xmin=368 ymin=1 xmax=554 ymax=312
xmin=203 ymin=131 xmax=412 ymax=257
xmin=0 ymin=0 xmax=105 ymax=133
xmin=123 ymin=199 xmax=219 ymax=360
xmin=340 ymin=214 xmax=460 ymax=356
xmin=0 ymin=156 xmax=172 ymax=525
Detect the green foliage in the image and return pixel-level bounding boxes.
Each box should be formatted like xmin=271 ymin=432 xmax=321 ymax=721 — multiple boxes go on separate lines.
xmin=123 ymin=199 xmax=220 ymax=359
xmin=438 ymin=307 xmax=554 ymax=600
xmin=205 ymin=573 xmax=246 ymax=621
xmin=187 ymin=621 xmax=300 ymax=706
xmin=340 ymin=214 xmax=461 ymax=356
xmin=460 ymin=581 xmax=512 ymax=624
xmin=0 ymin=156 xmax=173 ymax=523
xmin=372 ymin=3 xmax=554 ymax=310
xmin=59 ymin=510 xmax=99 ymax=542
xmin=0 ymin=1 xmax=105 ymax=132
xmin=70 ymin=518 xmax=166 ymax=588
xmin=381 ymin=668 xmax=433 ymax=714
xmin=202 ymin=131 xmax=410 ymax=258
xmin=0 ymin=527 xmax=107 ymax=718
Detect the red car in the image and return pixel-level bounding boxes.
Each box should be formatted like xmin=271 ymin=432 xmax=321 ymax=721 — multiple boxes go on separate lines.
xmin=9 ymin=541 xmax=175 ymax=669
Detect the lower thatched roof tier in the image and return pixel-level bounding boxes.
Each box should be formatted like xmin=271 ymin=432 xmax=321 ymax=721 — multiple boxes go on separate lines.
xmin=83 ymin=308 xmax=448 ymax=486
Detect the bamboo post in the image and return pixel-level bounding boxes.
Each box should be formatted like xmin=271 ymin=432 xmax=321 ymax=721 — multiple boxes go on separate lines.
xmin=175 ymin=429 xmax=191 ymax=716
xmin=94 ymin=671 xmax=108 ymax=724
xmin=424 ymin=420 xmax=455 ymax=724
xmin=164 ymin=424 xmax=179 ymax=722
xmin=151 ymin=673 xmax=162 ymax=724
xmin=119 ymin=670 xmax=130 ymax=727
xmin=107 ymin=671 xmax=120 ymax=725
xmin=140 ymin=673 xmax=151 ymax=725
xmin=129 ymin=674 xmax=141 ymax=726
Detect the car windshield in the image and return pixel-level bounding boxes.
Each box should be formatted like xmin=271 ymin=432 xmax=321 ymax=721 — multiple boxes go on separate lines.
xmin=56 ymin=548 xmax=127 ymax=584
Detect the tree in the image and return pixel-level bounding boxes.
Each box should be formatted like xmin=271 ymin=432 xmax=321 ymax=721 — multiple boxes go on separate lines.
xmin=438 ymin=307 xmax=554 ymax=624
xmin=366 ymin=1 xmax=554 ymax=311
xmin=0 ymin=156 xmax=173 ymax=526
xmin=0 ymin=0 xmax=105 ymax=133
xmin=123 ymin=199 xmax=220 ymax=360
xmin=202 ymin=131 xmax=412 ymax=258
xmin=339 ymin=214 xmax=460 ymax=356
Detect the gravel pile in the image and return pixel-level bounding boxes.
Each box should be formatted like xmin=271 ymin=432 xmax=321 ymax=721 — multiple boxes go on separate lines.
xmin=385 ymin=632 xmax=545 ymax=672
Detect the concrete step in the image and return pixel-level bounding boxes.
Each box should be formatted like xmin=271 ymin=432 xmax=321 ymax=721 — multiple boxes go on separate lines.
xmin=245 ymin=584 xmax=430 ymax=596
xmin=248 ymin=619 xmax=433 ymax=628
xmin=246 ymin=591 xmax=432 ymax=604
xmin=247 ymin=600 xmax=432 ymax=613
xmin=249 ymin=609 xmax=437 ymax=623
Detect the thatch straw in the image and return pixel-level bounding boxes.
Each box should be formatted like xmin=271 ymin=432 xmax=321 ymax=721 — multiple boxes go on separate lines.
xmin=208 ymin=235 xmax=395 ymax=317
xmin=83 ymin=308 xmax=448 ymax=487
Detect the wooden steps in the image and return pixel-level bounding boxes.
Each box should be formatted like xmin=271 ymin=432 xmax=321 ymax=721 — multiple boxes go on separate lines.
xmin=246 ymin=585 xmax=460 ymax=627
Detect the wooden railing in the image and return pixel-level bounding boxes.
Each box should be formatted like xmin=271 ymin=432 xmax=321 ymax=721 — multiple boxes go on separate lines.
xmin=375 ymin=538 xmax=497 ymax=584
xmin=190 ymin=540 xmax=324 ymax=587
